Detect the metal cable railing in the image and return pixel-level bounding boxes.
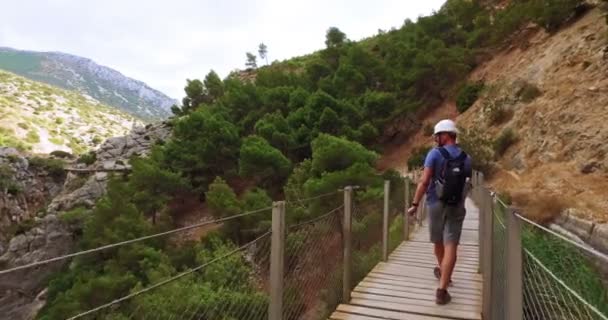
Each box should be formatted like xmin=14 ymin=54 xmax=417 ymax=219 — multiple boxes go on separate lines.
xmin=68 ymin=232 xmax=272 ymax=320
xmin=282 ymin=205 xmax=344 ymax=320
xmin=519 ymin=216 xmax=608 ymax=320
xmin=476 ymin=171 xmax=608 ymax=320
xmin=0 ymin=206 xmax=273 ymax=275
xmin=18 ymin=182 xmax=413 ymax=320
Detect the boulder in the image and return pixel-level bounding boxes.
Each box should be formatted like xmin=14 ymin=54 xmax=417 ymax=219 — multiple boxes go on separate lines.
xmin=561 ymin=209 xmax=595 ymax=241
xmin=589 ymin=223 xmax=608 ymax=255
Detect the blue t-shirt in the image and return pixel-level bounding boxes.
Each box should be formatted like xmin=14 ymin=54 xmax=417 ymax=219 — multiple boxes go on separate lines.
xmin=423 ymin=144 xmax=472 ymax=204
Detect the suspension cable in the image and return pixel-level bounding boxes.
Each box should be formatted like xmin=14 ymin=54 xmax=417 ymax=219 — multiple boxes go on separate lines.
xmin=0 ymin=206 xmax=272 ymax=275
xmin=285 ymin=191 xmax=340 ymax=206
xmin=288 ymin=205 xmax=344 ymax=230
xmin=67 ymin=231 xmax=271 ymax=320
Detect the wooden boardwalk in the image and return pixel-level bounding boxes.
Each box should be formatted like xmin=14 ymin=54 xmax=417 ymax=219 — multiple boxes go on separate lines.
xmin=331 ymin=199 xmax=482 ymax=320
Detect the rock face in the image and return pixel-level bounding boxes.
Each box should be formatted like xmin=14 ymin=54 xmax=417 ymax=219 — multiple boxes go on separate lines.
xmin=47 ymin=122 xmax=171 ymax=214
xmin=0 ymin=148 xmax=65 ymax=244
xmin=0 ymin=215 xmax=72 ymax=320
xmin=94 ymin=122 xmax=172 ymax=169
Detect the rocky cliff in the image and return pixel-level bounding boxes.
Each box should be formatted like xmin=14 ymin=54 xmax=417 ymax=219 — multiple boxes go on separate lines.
xmin=0 ymin=122 xmax=171 ymax=320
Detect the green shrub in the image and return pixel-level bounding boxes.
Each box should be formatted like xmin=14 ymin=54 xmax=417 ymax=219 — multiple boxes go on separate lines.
xmin=49 ymin=137 xmax=63 ymax=145
xmin=64 ymin=176 xmax=88 ymax=192
xmin=493 ymin=128 xmax=518 ymax=157
xmin=60 ymin=206 xmax=90 ymax=225
xmin=91 ymin=136 xmax=103 ymax=145
xmin=55 ymin=118 xmax=63 ymax=125
xmin=26 ymin=130 xmax=40 ymax=144
xmin=458 ymin=127 xmax=494 ymax=174
xmin=533 ymin=0 xmax=585 ymax=32
xmin=50 ymin=150 xmax=73 ymax=159
xmin=456 ymin=82 xmax=484 ymax=113
xmin=77 ymin=152 xmax=97 ymax=165
xmin=17 ymin=122 xmax=29 ymax=130
xmin=407 ymin=146 xmax=432 ymax=170
xmin=0 ymin=164 xmax=19 ymax=194
xmin=518 ymin=82 xmax=542 ymax=102
xmin=29 ymin=157 xmax=65 ymax=179
xmin=423 ymin=123 xmax=434 ymax=136
xmin=485 ymin=97 xmax=512 ymax=125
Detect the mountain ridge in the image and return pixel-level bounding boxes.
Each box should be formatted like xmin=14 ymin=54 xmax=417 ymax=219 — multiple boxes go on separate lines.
xmin=0 ymin=47 xmax=176 ymax=121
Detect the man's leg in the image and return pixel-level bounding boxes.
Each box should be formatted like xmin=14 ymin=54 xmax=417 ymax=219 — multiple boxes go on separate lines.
xmin=434 ymin=242 xmax=445 ymax=267
xmin=436 ymin=205 xmax=466 ymax=305
xmin=439 ymin=242 xmax=457 ymax=289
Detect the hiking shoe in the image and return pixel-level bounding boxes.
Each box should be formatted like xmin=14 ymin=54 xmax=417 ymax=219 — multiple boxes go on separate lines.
xmin=436 ymin=289 xmax=452 ymax=305
xmin=433 ymin=267 xmax=453 ymax=286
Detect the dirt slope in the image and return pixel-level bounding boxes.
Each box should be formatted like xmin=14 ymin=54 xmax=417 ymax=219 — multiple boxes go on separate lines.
xmin=380 ymin=8 xmax=608 ymax=222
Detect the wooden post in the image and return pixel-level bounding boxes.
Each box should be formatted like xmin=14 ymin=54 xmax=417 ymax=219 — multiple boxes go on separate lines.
xmin=269 ymin=201 xmax=285 ymax=320
xmin=481 ymin=189 xmax=494 ymax=319
xmin=404 ymin=178 xmax=410 ymax=241
xmin=343 ymin=186 xmax=353 ymax=302
xmin=506 ymin=207 xmax=523 ymax=320
xmin=382 ymin=180 xmax=390 ymax=261
xmin=477 ymin=172 xmax=485 ymax=274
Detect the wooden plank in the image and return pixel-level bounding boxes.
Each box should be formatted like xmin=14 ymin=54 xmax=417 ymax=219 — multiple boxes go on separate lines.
xmin=355 ymin=280 xmax=481 ymax=304
xmin=329 ymin=311 xmax=382 ymax=320
xmin=395 ymin=243 xmax=479 ymax=252
xmin=390 ymin=255 xmax=479 ymax=266
xmin=391 ymin=251 xmax=479 ymax=262
xmin=356 ymin=281 xmax=481 ymax=299
xmin=364 ymin=273 xmax=482 ymax=293
xmin=393 ymin=246 xmax=479 ymax=256
xmin=367 ymin=271 xmax=482 ymax=290
xmin=389 ymin=254 xmax=479 ymax=268
xmin=352 ymin=286 xmax=481 ymax=307
xmin=350 ymin=299 xmax=481 ymax=320
xmin=351 ymin=292 xmax=481 ymax=312
xmin=336 ymin=305 xmax=449 ymax=320
xmin=374 ymin=263 xmax=483 ymax=282
xmin=386 ymin=259 xmax=479 ymax=274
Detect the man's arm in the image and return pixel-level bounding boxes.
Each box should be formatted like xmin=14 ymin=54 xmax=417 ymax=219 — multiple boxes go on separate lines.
xmin=407 ymin=167 xmax=432 ymax=216
xmin=412 ymin=167 xmax=433 ymax=206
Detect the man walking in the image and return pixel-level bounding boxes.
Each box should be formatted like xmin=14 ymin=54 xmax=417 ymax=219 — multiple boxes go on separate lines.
xmin=407 ymin=119 xmax=472 ymax=305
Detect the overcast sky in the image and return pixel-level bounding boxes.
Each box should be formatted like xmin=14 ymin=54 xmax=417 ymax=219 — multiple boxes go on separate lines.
xmin=0 ymin=0 xmax=446 ymax=99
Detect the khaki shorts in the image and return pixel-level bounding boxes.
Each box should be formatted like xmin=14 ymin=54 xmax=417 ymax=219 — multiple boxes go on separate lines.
xmin=428 ymin=202 xmax=466 ymax=244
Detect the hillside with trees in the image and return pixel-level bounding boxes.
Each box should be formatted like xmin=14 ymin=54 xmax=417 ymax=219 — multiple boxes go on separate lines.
xmin=1 ymin=0 xmax=597 ymax=319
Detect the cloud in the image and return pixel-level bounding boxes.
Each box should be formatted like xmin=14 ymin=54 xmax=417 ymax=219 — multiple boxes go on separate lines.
xmin=0 ymin=0 xmax=445 ymax=98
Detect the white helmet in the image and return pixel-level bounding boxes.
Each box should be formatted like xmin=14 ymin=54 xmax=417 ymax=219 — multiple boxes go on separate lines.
xmin=433 ymin=119 xmax=458 ymax=135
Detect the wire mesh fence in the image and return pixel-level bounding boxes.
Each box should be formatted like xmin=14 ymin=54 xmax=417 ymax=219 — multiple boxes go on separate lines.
xmin=66 ymin=232 xmax=272 ymax=320
xmin=350 ymin=193 xmax=383 ymax=289
xmin=282 ymin=205 xmax=344 ymax=320
xmin=520 ymin=218 xmax=608 ymax=320
xmin=387 ymin=178 xmax=407 ymax=255
xmin=491 ymin=197 xmax=507 ymax=320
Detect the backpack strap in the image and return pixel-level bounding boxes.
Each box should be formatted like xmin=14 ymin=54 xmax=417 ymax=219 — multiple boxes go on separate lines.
xmin=437 ymin=147 xmax=451 ymax=160
xmin=437 ymin=147 xmax=451 ymax=180
xmin=455 ymin=151 xmax=467 ymax=162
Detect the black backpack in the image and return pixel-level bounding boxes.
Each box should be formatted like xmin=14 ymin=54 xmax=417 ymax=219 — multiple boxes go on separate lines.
xmin=436 ymin=147 xmax=468 ymax=206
